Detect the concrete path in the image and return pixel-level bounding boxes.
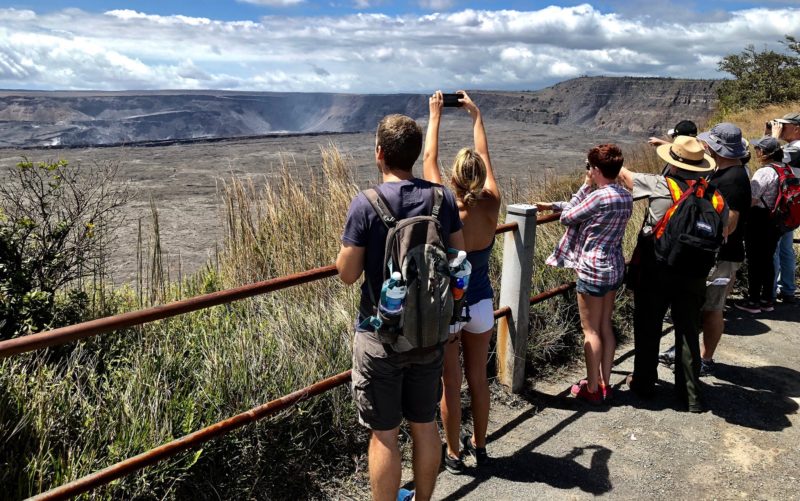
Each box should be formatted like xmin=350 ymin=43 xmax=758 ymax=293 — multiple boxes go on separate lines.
xmin=426 ymin=301 xmax=800 ymax=500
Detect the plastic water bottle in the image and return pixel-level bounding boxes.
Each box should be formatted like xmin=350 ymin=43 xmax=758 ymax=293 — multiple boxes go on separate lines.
xmin=380 ymin=272 xmax=406 ymax=313
xmin=449 ymin=251 xmax=471 ymax=301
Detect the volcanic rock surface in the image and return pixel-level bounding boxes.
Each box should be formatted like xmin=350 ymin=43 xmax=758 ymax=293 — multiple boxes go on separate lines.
xmin=0 ymin=77 xmax=721 ymax=148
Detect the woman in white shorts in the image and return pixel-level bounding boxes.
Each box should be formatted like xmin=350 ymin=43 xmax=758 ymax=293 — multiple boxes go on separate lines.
xmin=424 ymin=90 xmax=501 ymax=473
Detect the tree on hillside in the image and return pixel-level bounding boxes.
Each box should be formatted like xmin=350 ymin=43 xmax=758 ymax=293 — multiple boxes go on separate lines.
xmin=717 ymin=35 xmax=800 ymax=112
xmin=0 ymin=158 xmax=128 ymax=339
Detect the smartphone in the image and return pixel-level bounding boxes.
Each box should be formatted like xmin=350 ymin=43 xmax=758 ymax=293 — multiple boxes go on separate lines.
xmin=766 ymin=120 xmax=773 ymax=132
xmin=585 ymin=160 xmax=591 ymax=170
xmin=442 ymin=92 xmax=464 ymax=107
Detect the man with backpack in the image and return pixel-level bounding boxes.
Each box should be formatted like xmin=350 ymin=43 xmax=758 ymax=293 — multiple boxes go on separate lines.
xmin=697 ymin=123 xmax=752 ymax=377
xmin=337 ymin=114 xmax=464 ymax=501
xmin=769 ymin=112 xmax=800 ymax=303
xmin=618 ymin=136 xmax=728 ymax=412
xmin=735 ymin=138 xmax=798 ymax=313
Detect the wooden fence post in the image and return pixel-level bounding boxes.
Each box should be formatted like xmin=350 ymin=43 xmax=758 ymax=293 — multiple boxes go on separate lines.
xmin=497 ymin=203 xmax=538 ymax=393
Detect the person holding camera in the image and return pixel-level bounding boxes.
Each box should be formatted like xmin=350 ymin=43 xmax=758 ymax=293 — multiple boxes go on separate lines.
xmin=537 ymin=145 xmax=632 ymax=404
xmin=767 ymin=113 xmax=800 ymax=303
xmin=423 ymin=90 xmax=501 ymax=474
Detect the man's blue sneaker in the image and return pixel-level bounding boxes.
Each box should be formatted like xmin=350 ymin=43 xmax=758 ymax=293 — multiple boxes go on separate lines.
xmin=397 ymin=488 xmax=414 ymax=501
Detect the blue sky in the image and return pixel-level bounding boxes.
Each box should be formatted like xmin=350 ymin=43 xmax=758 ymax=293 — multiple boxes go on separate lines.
xmin=1 ymin=1 xmax=799 ymax=92
xmin=9 ymin=0 xmax=795 ymax=18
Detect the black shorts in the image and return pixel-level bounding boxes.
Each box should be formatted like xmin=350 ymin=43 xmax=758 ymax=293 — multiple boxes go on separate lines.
xmin=351 ymin=332 xmax=444 ymax=430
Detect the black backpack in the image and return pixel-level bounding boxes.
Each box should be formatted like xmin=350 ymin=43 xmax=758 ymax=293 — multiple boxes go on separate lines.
xmin=361 ymin=186 xmax=454 ymax=352
xmin=652 ymin=176 xmax=726 ymax=277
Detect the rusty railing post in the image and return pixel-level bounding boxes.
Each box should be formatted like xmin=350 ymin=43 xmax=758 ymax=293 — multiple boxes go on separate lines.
xmin=496 ymin=203 xmax=538 ymax=393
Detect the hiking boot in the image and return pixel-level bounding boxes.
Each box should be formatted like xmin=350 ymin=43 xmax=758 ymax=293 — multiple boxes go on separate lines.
xmin=734 ymin=300 xmax=761 ymax=314
xmin=571 ymin=381 xmax=603 ymax=405
xmin=443 ymin=448 xmax=466 ymax=475
xmin=699 ymin=358 xmax=716 ymax=377
xmin=461 ymin=433 xmax=488 ymax=466
xmin=658 ymin=346 xmax=676 ymax=366
xmin=759 ymin=300 xmax=775 ymax=312
xmin=397 ymin=488 xmax=414 ymax=501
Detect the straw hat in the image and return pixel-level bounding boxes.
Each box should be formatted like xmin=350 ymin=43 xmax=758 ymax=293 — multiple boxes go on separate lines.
xmin=656 ymin=135 xmax=716 ymax=172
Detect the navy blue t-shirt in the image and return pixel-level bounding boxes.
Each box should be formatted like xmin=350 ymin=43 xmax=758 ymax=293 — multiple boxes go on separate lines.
xmin=341 ymin=178 xmax=462 ymax=324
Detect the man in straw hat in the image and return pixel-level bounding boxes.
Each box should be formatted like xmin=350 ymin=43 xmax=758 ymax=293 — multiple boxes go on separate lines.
xmin=618 ymin=136 xmax=728 ymax=412
xmin=696 ymin=123 xmax=751 ymax=377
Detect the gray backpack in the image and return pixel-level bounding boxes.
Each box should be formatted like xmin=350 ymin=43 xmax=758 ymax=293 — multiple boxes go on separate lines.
xmin=363 ymin=186 xmax=454 ymax=352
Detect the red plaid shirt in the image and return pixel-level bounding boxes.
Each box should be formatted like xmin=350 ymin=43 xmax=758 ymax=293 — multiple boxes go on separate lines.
xmin=546 ymin=183 xmax=633 ymax=286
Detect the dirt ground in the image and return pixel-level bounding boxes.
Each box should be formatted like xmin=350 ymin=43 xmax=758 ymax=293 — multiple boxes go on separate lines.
xmin=0 ymin=119 xmax=635 ymax=284
xmin=386 ymin=298 xmax=799 ymax=500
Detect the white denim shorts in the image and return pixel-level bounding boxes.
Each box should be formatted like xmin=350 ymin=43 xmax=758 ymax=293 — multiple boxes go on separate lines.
xmin=449 ymin=298 xmax=495 ymax=335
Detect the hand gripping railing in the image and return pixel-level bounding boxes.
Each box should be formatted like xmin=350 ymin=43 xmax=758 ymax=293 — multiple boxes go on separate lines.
xmin=18 ymin=212 xmax=572 ymax=500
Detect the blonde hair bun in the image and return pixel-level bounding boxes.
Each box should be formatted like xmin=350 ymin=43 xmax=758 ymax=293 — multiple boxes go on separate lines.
xmin=451 ymin=147 xmax=486 ymax=207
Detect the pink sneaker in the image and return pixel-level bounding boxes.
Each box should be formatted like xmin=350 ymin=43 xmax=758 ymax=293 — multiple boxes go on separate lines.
xmin=571 ymin=381 xmax=603 ymax=405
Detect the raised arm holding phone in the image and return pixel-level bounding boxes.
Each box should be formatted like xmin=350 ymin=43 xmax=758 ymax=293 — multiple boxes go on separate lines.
xmin=424 ymin=90 xmax=501 ymax=474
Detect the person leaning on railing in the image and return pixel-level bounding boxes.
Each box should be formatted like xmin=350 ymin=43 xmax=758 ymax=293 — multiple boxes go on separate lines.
xmin=537 ymin=144 xmax=632 ymax=405
xmin=423 ymin=90 xmax=501 ymax=474
xmin=617 ymin=136 xmax=727 ymax=413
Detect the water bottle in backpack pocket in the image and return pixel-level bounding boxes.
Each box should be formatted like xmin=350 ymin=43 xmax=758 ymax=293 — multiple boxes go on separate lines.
xmin=375 ymin=271 xmax=406 ymax=343
xmin=449 ymin=250 xmax=472 ymax=325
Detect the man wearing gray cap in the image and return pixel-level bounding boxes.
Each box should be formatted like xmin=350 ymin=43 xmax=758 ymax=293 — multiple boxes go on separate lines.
xmin=768 ymin=112 xmax=800 ymax=303
xmin=697 ymin=123 xmax=752 ymax=377
xmin=735 ymin=137 xmax=787 ymax=313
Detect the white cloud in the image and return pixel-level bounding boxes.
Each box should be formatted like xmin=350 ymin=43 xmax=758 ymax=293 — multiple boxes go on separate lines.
xmin=0 ymin=5 xmax=798 ymax=92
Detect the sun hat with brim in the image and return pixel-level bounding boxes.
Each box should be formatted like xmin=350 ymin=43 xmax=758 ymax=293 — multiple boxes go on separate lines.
xmin=656 ymin=135 xmax=716 ymax=172
xmin=775 ymin=112 xmax=800 ymax=125
xmin=698 ymin=122 xmax=749 ymax=159
xmin=753 ymin=136 xmax=781 ymax=156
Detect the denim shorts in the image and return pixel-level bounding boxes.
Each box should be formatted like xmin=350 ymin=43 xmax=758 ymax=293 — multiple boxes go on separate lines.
xmin=576 ymin=278 xmax=621 ymax=297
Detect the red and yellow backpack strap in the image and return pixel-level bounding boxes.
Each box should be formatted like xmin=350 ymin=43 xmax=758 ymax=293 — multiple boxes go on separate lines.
xmin=655 ymin=178 xmax=686 ymax=238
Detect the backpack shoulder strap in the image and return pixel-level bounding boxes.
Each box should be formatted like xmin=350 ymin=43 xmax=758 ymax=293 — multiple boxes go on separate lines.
xmin=431 ymin=186 xmax=444 ymax=220
xmin=363 ymin=187 xmax=397 ymax=229
xmin=654 ymin=177 xmax=699 ymax=239
xmin=665 ymin=176 xmax=687 ymax=203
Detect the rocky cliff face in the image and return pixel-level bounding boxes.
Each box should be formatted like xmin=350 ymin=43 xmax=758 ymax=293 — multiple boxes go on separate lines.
xmin=0 ymin=77 xmax=721 ymax=147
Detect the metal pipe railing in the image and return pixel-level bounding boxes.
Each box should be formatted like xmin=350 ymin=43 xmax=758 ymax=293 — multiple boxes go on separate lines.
xmin=31 ymin=370 xmax=354 ymax=501
xmin=0 ymin=222 xmax=522 ymax=360
xmin=33 ymin=303 xmax=520 ymax=500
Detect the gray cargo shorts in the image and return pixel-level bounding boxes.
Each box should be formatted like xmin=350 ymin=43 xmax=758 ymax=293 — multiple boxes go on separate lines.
xmin=351 ymin=331 xmax=444 ymax=431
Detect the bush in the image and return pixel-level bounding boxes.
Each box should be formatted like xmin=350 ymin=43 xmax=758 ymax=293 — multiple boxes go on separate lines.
xmin=0 ymin=158 xmax=127 ymax=339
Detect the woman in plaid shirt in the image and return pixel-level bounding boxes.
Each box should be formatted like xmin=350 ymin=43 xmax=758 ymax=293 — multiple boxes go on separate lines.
xmin=538 ymin=144 xmax=633 ymax=404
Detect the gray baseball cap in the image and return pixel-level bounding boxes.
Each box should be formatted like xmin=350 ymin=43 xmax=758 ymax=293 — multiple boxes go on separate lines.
xmin=753 ymin=136 xmax=781 ymax=156
xmin=698 ymin=122 xmax=749 ymax=159
xmin=775 ymin=112 xmax=800 ymax=125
